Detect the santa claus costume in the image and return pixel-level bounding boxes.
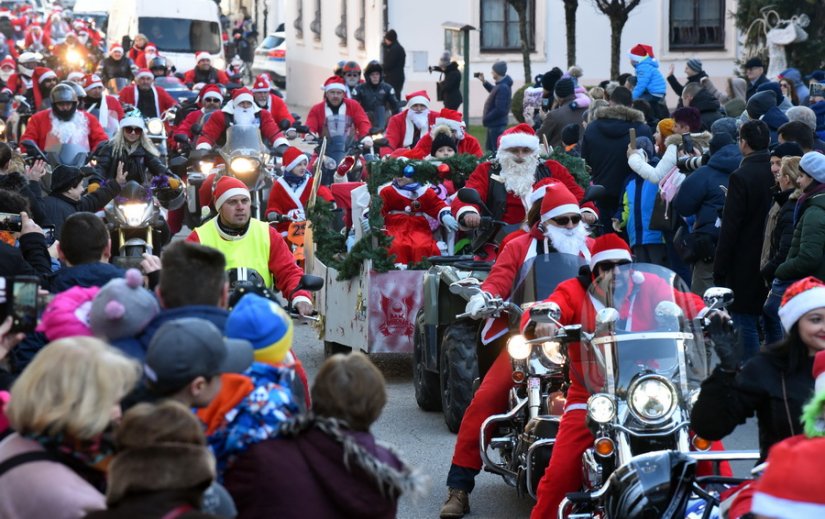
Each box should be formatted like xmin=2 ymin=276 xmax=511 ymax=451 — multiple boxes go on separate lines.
xmin=183 ymin=51 xmax=231 ymax=86
xmin=23 ymin=24 xmax=48 ymax=52
xmin=82 ymin=73 xmax=124 ymax=138
xmin=134 ymin=43 xmax=159 ymax=69
xmin=174 ymin=84 xmax=223 ymax=142
xmin=305 ymin=76 xmax=372 ymax=140
xmin=384 ymin=90 xmax=439 ymax=151
xmin=410 ymin=108 xmax=483 ymax=158
xmin=378 ymin=165 xmax=455 ymax=265
xmin=195 ymin=87 xmax=280 ymax=150
xmin=30 ymin=66 xmax=56 ymax=110
xmin=20 ymin=90 xmax=108 ymax=153
xmin=251 ymin=74 xmax=294 ymax=126
xmin=265 ymin=146 xmax=333 ymax=236
xmin=117 ymin=69 xmax=177 ymax=118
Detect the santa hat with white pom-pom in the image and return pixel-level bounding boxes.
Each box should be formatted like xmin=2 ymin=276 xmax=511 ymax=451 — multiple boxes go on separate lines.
xmin=89 ymin=268 xmax=161 ymax=341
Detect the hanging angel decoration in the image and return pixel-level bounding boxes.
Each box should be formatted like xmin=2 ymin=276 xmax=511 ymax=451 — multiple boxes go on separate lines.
xmin=744 ymin=7 xmax=810 ymax=79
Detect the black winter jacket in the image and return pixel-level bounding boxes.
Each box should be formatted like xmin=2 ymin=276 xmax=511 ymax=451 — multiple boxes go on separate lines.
xmin=100 ymin=56 xmax=135 ymax=85
xmin=691 ymin=353 xmax=814 ymax=462
xmin=436 ymin=61 xmax=463 ymax=110
xmin=381 ymin=41 xmax=406 ymax=94
xmin=41 ymin=183 xmax=121 ymax=240
xmin=93 ymin=142 xmax=171 ymax=186
xmin=761 ymin=188 xmax=797 ymax=282
xmin=354 ymin=80 xmax=400 ymax=130
xmin=690 ymin=88 xmax=723 ymax=131
xmin=0 ymin=234 xmax=51 ymax=279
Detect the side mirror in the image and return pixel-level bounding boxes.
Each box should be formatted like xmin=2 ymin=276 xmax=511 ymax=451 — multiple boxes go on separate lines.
xmin=21 ymin=139 xmax=46 ymax=161
xmin=529 ymin=301 xmax=562 ymax=324
xmin=456 ymin=187 xmax=492 ymax=215
xmin=703 ymin=287 xmax=734 ymax=310
xmin=290 ymin=275 xmax=324 ymax=299
xmin=581 ymin=184 xmax=607 ymax=205
xmin=168 ymin=155 xmax=188 ymax=168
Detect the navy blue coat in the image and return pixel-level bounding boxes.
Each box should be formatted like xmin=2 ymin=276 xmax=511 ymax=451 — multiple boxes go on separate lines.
xmin=44 ymin=261 xmax=125 ymax=294
xmin=761 ymin=106 xmax=789 ymax=145
xmin=482 ymin=75 xmax=513 ymax=128
xmin=674 ymin=142 xmax=742 ymax=238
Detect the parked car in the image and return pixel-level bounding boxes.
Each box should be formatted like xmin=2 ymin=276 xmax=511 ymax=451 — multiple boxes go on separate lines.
xmin=252 ymin=30 xmax=286 ymax=88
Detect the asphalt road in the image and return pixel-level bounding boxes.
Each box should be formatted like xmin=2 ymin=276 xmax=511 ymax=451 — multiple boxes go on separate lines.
xmin=290 ymin=323 xmax=760 ymax=519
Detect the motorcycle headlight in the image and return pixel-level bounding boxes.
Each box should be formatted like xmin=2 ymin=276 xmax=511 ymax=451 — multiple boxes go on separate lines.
xmin=628 ymin=375 xmax=677 ymax=423
xmin=506 ymin=334 xmax=530 ymax=360
xmin=199 ymin=161 xmax=215 ymax=175
xmin=119 ymin=202 xmax=152 ymax=227
xmin=541 ymin=340 xmax=565 ymax=365
xmin=587 ymin=393 xmax=615 ymax=424
xmin=0 ymin=119 xmax=6 ymax=133
xmin=66 ymin=49 xmax=82 ymax=65
xmin=146 ymin=118 xmax=164 ymax=135
xmin=230 ymin=157 xmax=258 ymax=174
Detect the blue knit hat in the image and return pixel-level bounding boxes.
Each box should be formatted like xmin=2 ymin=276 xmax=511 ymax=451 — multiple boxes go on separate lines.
xmin=225 ymin=293 xmax=294 ymax=364
xmin=800 ymin=152 xmax=825 ymax=184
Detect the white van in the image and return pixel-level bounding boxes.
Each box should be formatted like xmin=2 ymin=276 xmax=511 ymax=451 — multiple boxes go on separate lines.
xmin=73 ymin=0 xmax=113 ymax=37
xmin=106 ymin=0 xmax=225 ymax=72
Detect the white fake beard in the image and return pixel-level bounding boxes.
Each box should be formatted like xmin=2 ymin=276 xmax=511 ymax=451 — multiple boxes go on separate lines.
xmin=0 ymin=70 xmax=11 ymax=82
xmin=409 ymin=110 xmax=429 ymax=130
xmin=543 ymin=221 xmax=589 ymax=256
xmin=49 ymin=111 xmax=88 ymax=143
xmin=498 ymin=149 xmax=538 ymax=199
xmin=234 ymin=107 xmax=255 ymax=125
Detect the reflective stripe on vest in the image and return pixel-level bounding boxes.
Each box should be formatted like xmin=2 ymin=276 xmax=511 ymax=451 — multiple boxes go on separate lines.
xmin=195 ymin=217 xmax=274 ymax=288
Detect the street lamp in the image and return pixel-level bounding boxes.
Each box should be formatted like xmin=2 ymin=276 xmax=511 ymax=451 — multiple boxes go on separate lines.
xmin=441 ymin=22 xmax=476 ymax=123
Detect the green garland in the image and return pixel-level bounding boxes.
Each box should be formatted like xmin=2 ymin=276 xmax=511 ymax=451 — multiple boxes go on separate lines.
xmin=545 ymin=146 xmax=591 ymax=189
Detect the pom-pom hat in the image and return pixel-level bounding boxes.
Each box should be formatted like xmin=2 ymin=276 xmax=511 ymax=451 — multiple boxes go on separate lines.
xmin=498 ymin=123 xmax=540 ymax=151
xmin=89 ymin=268 xmax=160 ymax=340
xmin=282 ymin=146 xmax=308 ymax=172
xmin=225 ymin=293 xmax=295 ymax=364
xmin=120 ymin=108 xmax=146 ymax=131
xmin=405 ymin=90 xmax=430 ymax=109
xmin=213 ymin=176 xmax=250 ymax=211
xmin=36 ymin=286 xmax=99 ymax=341
xmin=251 ymin=74 xmax=271 ymax=93
xmin=430 ymin=125 xmax=457 ymax=156
xmin=589 ymin=234 xmax=632 ymax=270
xmin=778 ymin=277 xmax=825 ymax=333
xmin=539 ymin=181 xmax=579 ymax=222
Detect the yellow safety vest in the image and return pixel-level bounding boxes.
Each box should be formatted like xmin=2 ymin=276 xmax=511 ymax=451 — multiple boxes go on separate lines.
xmin=195 ymin=217 xmax=274 ymax=288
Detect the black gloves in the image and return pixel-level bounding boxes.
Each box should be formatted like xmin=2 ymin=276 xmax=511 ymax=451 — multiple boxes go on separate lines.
xmin=708 ymin=312 xmax=739 ymax=372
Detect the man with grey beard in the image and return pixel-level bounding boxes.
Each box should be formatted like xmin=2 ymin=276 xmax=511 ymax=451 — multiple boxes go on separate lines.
xmin=452 ymin=123 xmax=597 ymax=259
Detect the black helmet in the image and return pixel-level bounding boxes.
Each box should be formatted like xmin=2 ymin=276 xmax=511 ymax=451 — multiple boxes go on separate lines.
xmin=150 ymin=56 xmax=168 ymax=71
xmin=50 ymin=83 xmax=78 ymax=104
xmin=603 ymin=451 xmax=696 ymax=519
xmin=364 ymin=60 xmax=382 ymax=76
xmin=226 ymin=267 xmax=279 ymax=309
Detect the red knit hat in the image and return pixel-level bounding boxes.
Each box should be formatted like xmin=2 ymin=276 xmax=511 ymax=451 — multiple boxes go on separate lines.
xmin=282 ymin=146 xmax=308 ymax=173
xmin=251 ymin=74 xmax=271 ymax=93
xmin=434 ymin=108 xmax=463 ymax=132
xmin=323 ymin=75 xmax=346 ymax=92
xmin=778 ymin=276 xmax=825 ymax=333
xmin=213 ymin=176 xmax=250 ymax=211
xmin=589 ymin=234 xmax=632 ymax=270
xmin=539 ymin=182 xmax=579 ymax=223
xmin=498 ymin=123 xmax=540 ymax=151
xmin=629 ymin=43 xmax=655 ymax=63
xmin=751 ymin=435 xmax=825 ymax=518
xmin=35 ymin=286 xmax=99 ymax=341
xmin=198 ymin=84 xmax=223 ymax=106
xmin=405 ymin=90 xmax=430 ymax=109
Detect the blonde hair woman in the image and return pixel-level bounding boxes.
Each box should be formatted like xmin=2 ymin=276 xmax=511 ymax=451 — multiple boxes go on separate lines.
xmin=0 ymin=337 xmax=141 ymax=518
xmin=92 ymin=111 xmax=174 ymax=186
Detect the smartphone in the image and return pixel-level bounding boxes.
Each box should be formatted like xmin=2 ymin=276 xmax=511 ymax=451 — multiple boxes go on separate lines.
xmin=628 ymin=128 xmax=637 ymax=150
xmin=42 ymin=225 xmax=55 ymax=246
xmin=0 ymin=212 xmax=22 ymax=233
xmin=9 ymin=276 xmax=39 ymax=333
xmin=473 ymin=72 xmax=482 ymax=78
xmin=682 ymin=133 xmax=694 ymax=155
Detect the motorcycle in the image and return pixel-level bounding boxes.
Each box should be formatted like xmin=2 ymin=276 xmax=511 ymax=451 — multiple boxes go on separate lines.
xmin=227 ymin=267 xmax=324 ymax=323
xmin=449 ymin=252 xmax=586 ymax=498
xmin=227 ymin=55 xmax=253 ymax=86
xmin=146 ymin=111 xmax=173 ymax=164
xmin=5 ymin=96 xmax=34 ymax=144
xmin=267 ymin=212 xmax=307 ymax=269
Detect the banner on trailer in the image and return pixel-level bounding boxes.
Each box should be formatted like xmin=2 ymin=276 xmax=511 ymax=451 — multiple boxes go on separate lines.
xmin=368 ymin=270 xmax=425 ymax=353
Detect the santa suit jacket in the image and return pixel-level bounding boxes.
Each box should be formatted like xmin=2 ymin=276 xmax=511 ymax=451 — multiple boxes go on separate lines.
xmin=86 ymin=95 xmax=125 ymax=120
xmin=305 ymin=98 xmax=372 ymax=140
xmin=21 ymin=109 xmax=109 ymax=152
xmin=451 ymin=160 xmax=594 ymax=226
xmin=409 ymin=131 xmax=483 ymax=158
xmin=265 ymin=175 xmax=333 ymax=235
xmin=174 ymin=109 xmax=209 ymax=141
xmin=117 ymin=84 xmax=178 ymax=117
xmin=2 ymin=73 xmax=31 ymax=96
xmin=379 ymin=181 xmax=449 ymax=264
xmin=384 ymin=110 xmax=439 ymax=150
xmin=182 ymin=67 xmax=231 ymax=86
xmin=23 ymin=32 xmax=51 ymax=50
xmin=196 ymin=108 xmax=280 ymax=148
xmin=263 ymin=93 xmax=294 ymax=126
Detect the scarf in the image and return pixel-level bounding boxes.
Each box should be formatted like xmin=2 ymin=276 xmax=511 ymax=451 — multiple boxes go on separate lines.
xmin=216 ymin=216 xmax=250 ymax=241
xmin=282 ymin=171 xmax=306 ymax=189
xmin=794 ymin=182 xmax=825 ymax=225
xmin=24 ymin=431 xmax=114 ymax=491
xmin=393 ymin=179 xmax=420 ymax=192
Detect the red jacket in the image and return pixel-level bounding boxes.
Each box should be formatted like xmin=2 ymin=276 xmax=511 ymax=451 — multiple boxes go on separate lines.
xmin=265 ymin=175 xmax=333 ymax=235
xmin=384 ymin=110 xmax=439 ymax=150
xmin=196 ymin=109 xmax=280 ymax=148
xmin=2 ymin=73 xmax=29 ymax=96
xmin=117 ymin=84 xmax=178 ymax=117
xmin=263 ymin=94 xmax=294 ymax=126
xmin=174 ymin=109 xmax=213 ymax=141
xmin=305 ymin=98 xmax=371 ymax=139
xmin=183 ymin=67 xmax=231 ymax=86
xmin=451 ymin=160 xmax=593 ymax=225
xmin=20 ymin=110 xmax=108 ymax=152
xmin=409 ymin=131 xmax=483 ymax=158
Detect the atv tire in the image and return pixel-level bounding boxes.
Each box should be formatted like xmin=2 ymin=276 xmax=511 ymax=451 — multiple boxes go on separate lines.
xmin=413 ymin=310 xmax=442 ymax=411
xmin=440 ymin=319 xmax=480 ymax=433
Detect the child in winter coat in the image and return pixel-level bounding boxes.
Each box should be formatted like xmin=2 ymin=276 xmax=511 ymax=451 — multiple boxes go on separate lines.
xmin=629 ymin=44 xmax=668 ymax=118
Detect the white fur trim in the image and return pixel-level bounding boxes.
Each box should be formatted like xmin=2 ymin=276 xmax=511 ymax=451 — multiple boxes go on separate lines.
xmin=202 ymin=91 xmax=222 ymax=102
xmin=84 ymin=80 xmax=103 ymax=91
xmin=38 ymin=69 xmax=56 ymax=83
xmin=455 ymin=206 xmax=480 ymax=230
xmin=196 ymin=142 xmax=212 ymax=150
xmin=215 ymin=187 xmax=250 ymax=211
xmin=407 ymin=95 xmax=430 ymax=109
xmin=541 ymin=203 xmax=581 ymax=222
xmin=581 ymin=207 xmax=597 ymax=217
xmin=434 ymin=117 xmax=462 ymax=132
xmin=778 ymin=286 xmax=825 ymax=333
xmin=285 ymin=153 xmax=309 ymax=172
xmin=590 ymin=249 xmax=632 ymax=269
xmin=135 ymin=70 xmax=154 ymax=80
xmin=233 ymin=92 xmax=254 ymax=106
xmin=272 ymin=137 xmax=289 ymax=149
xmin=195 ymin=52 xmax=211 ymax=63
xmin=499 ymin=133 xmax=539 ymax=151
xmin=529 ymin=186 xmax=548 ymax=206
xmin=291 ymin=296 xmax=312 ymax=307
xmin=324 ymin=83 xmax=347 ymax=92
xmin=120 ymin=116 xmax=145 ymax=130
xmin=752 ymin=492 xmax=825 ymax=518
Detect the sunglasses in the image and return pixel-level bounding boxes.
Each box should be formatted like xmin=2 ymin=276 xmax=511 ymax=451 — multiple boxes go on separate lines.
xmin=123 ymin=127 xmax=143 ymax=135
xmin=596 ymin=260 xmax=631 ymax=271
xmin=203 ymin=97 xmax=222 ymax=103
xmin=550 ymin=214 xmax=582 ymax=226
xmin=344 ymin=73 xmax=359 ymax=77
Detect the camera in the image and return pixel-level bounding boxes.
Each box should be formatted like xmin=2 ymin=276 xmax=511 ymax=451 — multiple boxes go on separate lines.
xmin=474 ymin=72 xmax=482 ymax=78
xmin=0 ymin=212 xmax=22 ymax=233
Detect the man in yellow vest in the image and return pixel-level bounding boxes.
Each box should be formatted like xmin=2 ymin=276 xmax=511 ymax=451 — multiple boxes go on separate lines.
xmin=186 ymin=176 xmax=313 ymax=315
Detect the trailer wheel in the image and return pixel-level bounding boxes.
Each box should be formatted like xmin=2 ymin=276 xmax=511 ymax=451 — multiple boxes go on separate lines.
xmin=440 ymin=319 xmax=479 ymax=433
xmin=413 ymin=310 xmax=442 ymax=411
xmin=323 ymin=341 xmax=350 ymax=357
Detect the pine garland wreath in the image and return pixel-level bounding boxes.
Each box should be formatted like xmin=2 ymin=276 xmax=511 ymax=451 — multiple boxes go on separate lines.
xmin=546 ymin=146 xmax=590 ymax=189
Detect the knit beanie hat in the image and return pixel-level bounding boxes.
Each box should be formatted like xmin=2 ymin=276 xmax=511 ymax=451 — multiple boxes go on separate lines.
xmin=746 ymin=90 xmax=777 ymax=119
xmin=800 ymin=151 xmax=825 ymax=184
xmin=213 ymin=176 xmax=250 ymax=211
xmin=723 ymin=98 xmax=746 ymax=118
xmin=492 ymin=61 xmax=507 ymax=76
xmin=770 ymin=142 xmax=804 ymax=159
xmin=89 ymin=268 xmax=160 ymax=341
xmin=657 ymin=118 xmax=675 ymax=139
xmin=36 ymin=286 xmax=99 ymax=341
xmin=686 ymin=59 xmax=703 ymax=73
xmin=672 ymin=107 xmax=702 ymax=132
xmin=757 ymin=81 xmax=785 ymax=106
xmin=225 ymin=293 xmax=294 ymax=364
xmin=541 ymin=67 xmax=563 ymax=92
xmin=554 ymin=78 xmax=575 ymax=99
xmin=778 ymin=277 xmax=825 ymax=333
xmin=50 ymin=165 xmax=84 ymax=194
xmin=561 ymin=123 xmax=581 ymax=146
xmin=430 ymin=125 xmax=457 ymax=156
xmin=710 ymin=117 xmax=738 ymax=142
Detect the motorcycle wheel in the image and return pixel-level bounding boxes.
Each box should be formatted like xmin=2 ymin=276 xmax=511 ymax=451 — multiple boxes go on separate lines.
xmin=413 ymin=309 xmax=442 ymax=412
xmin=323 ymin=341 xmax=350 ymax=357
xmin=440 ymin=319 xmax=479 ymax=433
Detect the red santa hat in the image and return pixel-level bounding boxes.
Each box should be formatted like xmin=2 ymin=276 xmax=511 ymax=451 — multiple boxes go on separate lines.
xmin=323 ymin=75 xmax=346 ymax=92
xmin=539 ymin=182 xmax=580 ymax=223
xmin=109 ymin=43 xmax=123 ymax=57
xmin=529 ymin=177 xmax=561 ymax=206
xmin=589 ymin=234 xmax=632 ymax=270
xmin=232 ymin=87 xmax=255 ymax=106
xmin=198 ymin=84 xmax=223 ymax=105
xmin=405 ymin=90 xmax=430 ymax=109
xmin=67 ymin=71 xmax=85 ymax=83
xmin=251 ymin=74 xmax=271 ymax=93
xmin=213 ymin=176 xmax=250 ymax=212
xmin=195 ymin=51 xmax=211 ymax=63
xmin=0 ymin=56 xmax=14 ymax=70
xmin=33 ymin=66 xmax=56 ymax=84
xmin=778 ymin=277 xmax=825 ymax=334
xmin=433 ymin=108 xmax=464 ymax=133
xmin=135 ymin=68 xmax=154 ymax=80
xmin=282 ymin=146 xmax=309 ymax=173
xmin=629 ymin=43 xmax=655 ymax=63
xmin=751 ymin=436 xmax=825 ymax=519
xmin=83 ymin=73 xmax=103 ymax=91
xmin=144 ymin=44 xmax=158 ymax=55
xmin=498 ymin=123 xmax=540 ymax=151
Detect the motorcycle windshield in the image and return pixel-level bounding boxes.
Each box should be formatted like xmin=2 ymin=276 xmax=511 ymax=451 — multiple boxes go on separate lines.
xmin=323 ymin=114 xmax=355 ymax=163
xmin=154 ymin=76 xmax=186 ymax=91
xmin=511 ymin=252 xmax=585 ymax=306
xmin=45 ymin=143 xmax=89 ymax=167
xmin=223 ymin=125 xmax=265 ymax=157
xmin=575 ymin=263 xmax=707 ymax=399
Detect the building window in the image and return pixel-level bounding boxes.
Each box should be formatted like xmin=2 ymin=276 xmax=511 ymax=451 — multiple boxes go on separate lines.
xmin=669 ymin=0 xmax=725 ymax=49
xmin=480 ymin=0 xmax=535 ymax=52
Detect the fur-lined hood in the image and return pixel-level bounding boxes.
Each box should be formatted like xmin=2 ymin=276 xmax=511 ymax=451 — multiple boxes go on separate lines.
xmin=106 ymin=444 xmax=215 ymax=505
xmin=664 ymin=131 xmax=713 ymax=153
xmin=594 ymin=105 xmax=646 ymax=123
xmin=430 ymin=123 xmax=453 ymax=139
